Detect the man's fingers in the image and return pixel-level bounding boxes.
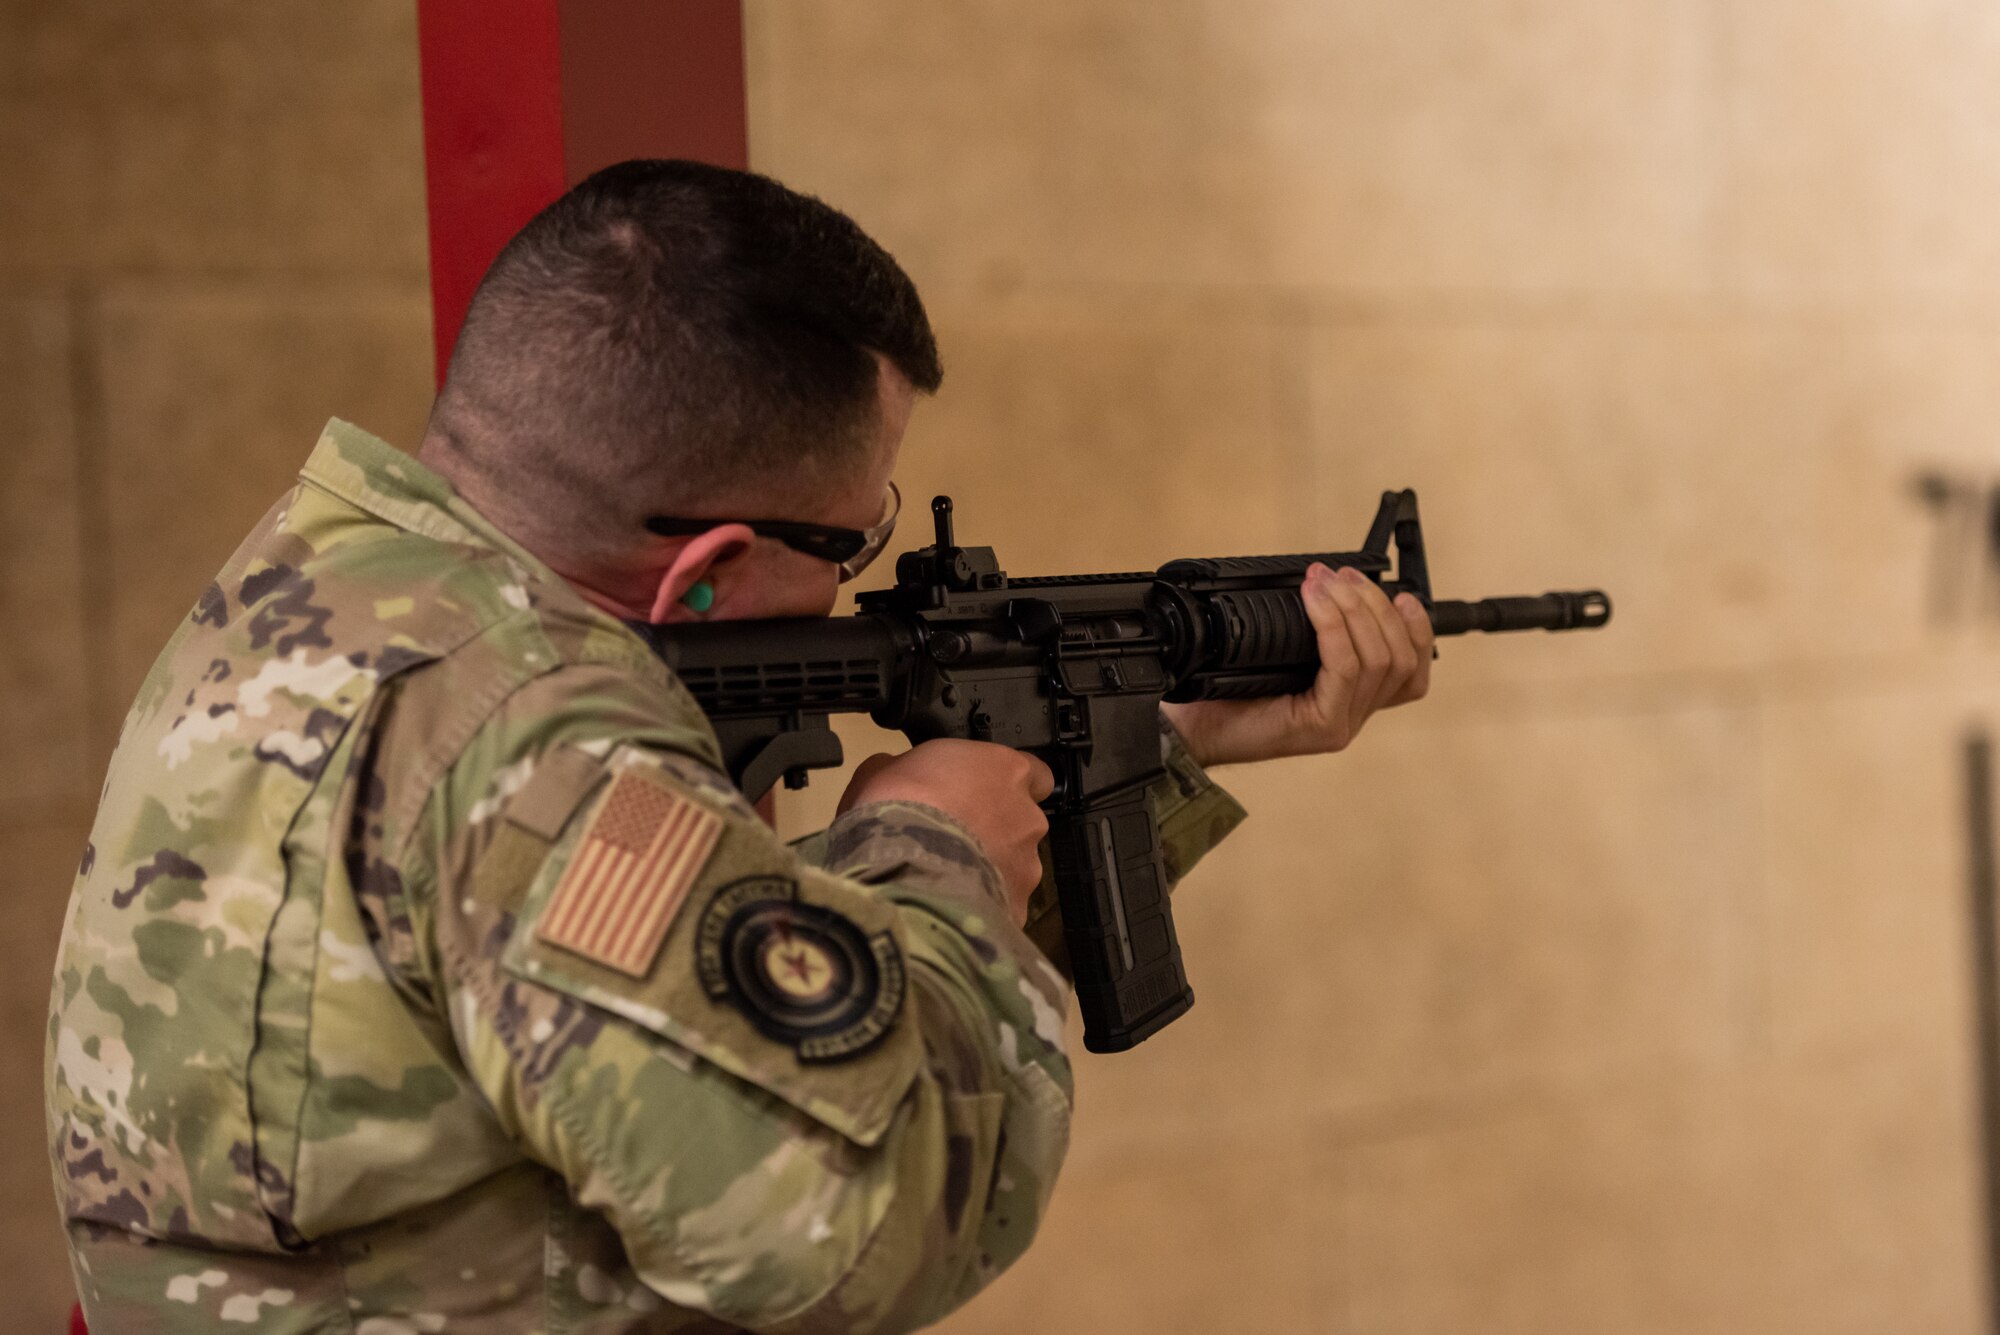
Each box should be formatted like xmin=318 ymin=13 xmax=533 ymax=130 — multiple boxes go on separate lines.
xmin=1023 ymin=755 xmax=1056 ymax=803
xmin=1302 ymin=566 xmax=1360 ymax=740
xmin=1394 ymin=593 xmax=1434 ymax=702
xmin=1347 ymin=571 xmax=1419 ymax=710
xmin=1327 ymin=569 xmax=1392 ymax=732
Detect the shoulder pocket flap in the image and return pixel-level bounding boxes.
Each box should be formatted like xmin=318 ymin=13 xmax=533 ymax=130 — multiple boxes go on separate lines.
xmin=500 ymin=755 xmax=923 ymax=1148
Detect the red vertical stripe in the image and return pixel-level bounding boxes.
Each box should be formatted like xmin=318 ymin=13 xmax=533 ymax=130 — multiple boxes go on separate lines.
xmin=416 ymin=0 xmax=569 ymax=384
xmin=557 ymin=0 xmax=749 ymax=181
xmin=418 ymin=0 xmax=748 ymax=385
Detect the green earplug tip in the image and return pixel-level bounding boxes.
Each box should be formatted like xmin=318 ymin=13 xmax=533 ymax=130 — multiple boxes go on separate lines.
xmin=682 ymin=580 xmax=715 ymax=613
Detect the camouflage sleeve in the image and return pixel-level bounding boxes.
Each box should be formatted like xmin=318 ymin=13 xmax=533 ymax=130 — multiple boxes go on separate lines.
xmin=1021 ymin=710 xmax=1248 ymax=972
xmin=787 ymin=826 xmax=832 ymax=867
xmin=1148 ymin=709 xmax=1251 ymax=884
xmin=421 ymin=665 xmax=1073 ymax=1333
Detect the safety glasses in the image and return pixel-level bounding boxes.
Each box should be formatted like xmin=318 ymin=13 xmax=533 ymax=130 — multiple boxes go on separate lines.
xmin=644 ymin=481 xmax=901 ymax=584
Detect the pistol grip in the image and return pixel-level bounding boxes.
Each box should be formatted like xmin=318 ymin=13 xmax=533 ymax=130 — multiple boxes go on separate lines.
xmin=1048 ymin=788 xmax=1193 ymax=1052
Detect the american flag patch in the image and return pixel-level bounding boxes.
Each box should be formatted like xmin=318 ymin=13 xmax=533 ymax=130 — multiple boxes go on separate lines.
xmin=534 ymin=770 xmax=724 ymax=977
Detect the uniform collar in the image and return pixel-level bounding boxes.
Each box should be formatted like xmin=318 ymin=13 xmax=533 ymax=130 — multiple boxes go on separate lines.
xmin=299 ymin=417 xmax=560 ymax=582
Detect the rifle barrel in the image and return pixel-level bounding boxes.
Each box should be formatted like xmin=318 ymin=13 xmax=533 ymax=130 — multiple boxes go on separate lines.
xmin=1429 ymin=590 xmax=1611 ymax=636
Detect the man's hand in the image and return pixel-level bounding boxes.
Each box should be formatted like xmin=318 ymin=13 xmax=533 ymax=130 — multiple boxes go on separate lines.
xmin=839 ymin=740 xmax=1055 ymax=925
xmin=1161 ymin=562 xmax=1434 ymax=768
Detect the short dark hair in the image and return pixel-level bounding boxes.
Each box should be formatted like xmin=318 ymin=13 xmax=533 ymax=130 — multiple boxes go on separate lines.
xmin=428 ymin=159 xmax=940 ymax=557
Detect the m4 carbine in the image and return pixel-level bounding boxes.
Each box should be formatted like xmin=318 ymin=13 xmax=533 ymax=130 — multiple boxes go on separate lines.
xmin=631 ymin=490 xmax=1610 ymax=1054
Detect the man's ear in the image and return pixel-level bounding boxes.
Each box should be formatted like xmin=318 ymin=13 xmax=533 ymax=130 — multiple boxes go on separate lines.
xmin=647 ymin=523 xmax=756 ymax=623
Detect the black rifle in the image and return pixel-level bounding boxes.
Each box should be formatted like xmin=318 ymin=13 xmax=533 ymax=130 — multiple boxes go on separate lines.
xmin=631 ymin=490 xmax=1610 ymax=1053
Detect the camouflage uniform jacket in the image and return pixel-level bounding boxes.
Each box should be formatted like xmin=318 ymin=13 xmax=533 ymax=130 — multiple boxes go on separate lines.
xmin=46 ymin=419 xmax=1248 ymax=1334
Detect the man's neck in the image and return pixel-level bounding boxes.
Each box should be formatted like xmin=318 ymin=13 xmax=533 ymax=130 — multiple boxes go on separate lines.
xmin=419 ymin=429 xmax=667 ymax=623
xmin=538 ymin=556 xmax=662 ymax=623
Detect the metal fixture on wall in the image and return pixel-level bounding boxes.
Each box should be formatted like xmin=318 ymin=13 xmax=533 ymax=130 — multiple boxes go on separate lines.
xmin=1965 ymin=729 xmax=2000 ymax=1334
xmin=1913 ymin=472 xmax=2000 ymax=625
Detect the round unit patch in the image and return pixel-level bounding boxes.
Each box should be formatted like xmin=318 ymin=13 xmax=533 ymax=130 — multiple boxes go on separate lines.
xmin=695 ymin=876 xmax=906 ymax=1062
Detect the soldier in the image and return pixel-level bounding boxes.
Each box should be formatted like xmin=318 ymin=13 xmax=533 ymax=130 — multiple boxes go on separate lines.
xmin=46 ymin=160 xmax=1433 ymax=1332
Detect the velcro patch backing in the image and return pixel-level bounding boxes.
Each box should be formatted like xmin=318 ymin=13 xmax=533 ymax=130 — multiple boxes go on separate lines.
xmin=534 ymin=769 xmax=723 ymax=977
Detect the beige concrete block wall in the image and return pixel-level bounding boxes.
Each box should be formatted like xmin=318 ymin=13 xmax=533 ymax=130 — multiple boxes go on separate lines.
xmin=0 ymin=3 xmax=434 ymax=1324
xmin=747 ymin=3 xmax=2000 ymax=1332
xmin=3 ymin=2 xmax=1997 ymax=1332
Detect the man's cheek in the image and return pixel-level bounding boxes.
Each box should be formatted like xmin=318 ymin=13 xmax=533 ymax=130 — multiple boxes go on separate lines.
xmin=786 ymin=564 xmax=842 ymax=618
xmin=738 ymin=578 xmax=836 ymax=622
